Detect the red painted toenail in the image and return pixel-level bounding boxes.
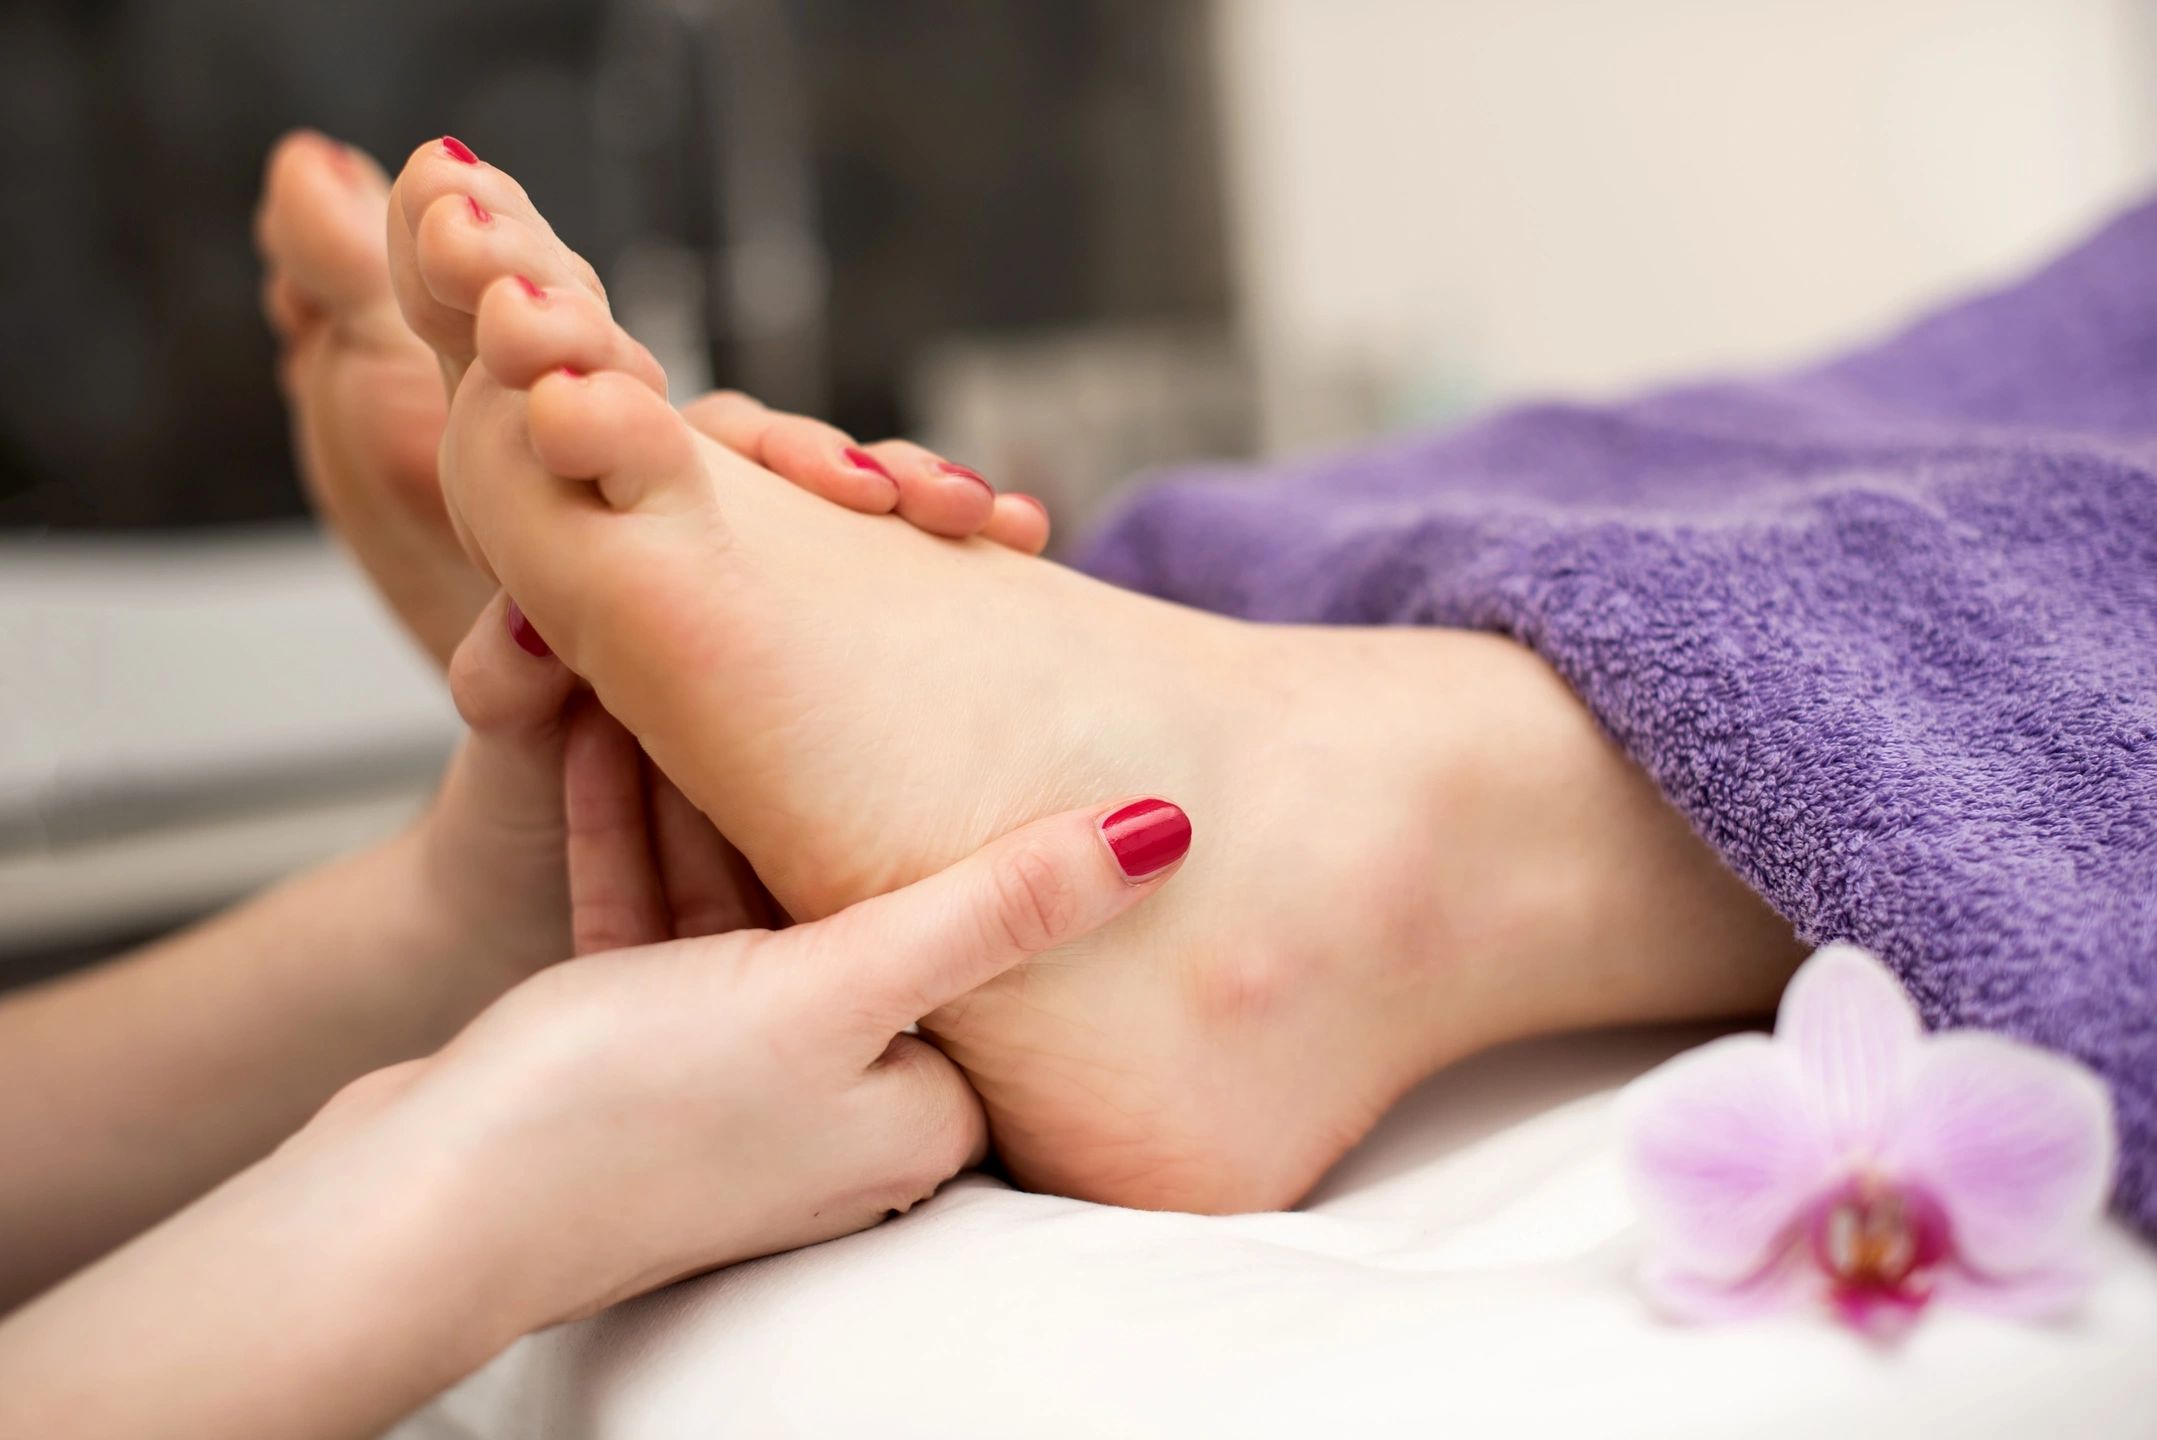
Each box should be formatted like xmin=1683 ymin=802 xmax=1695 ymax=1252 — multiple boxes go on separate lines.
xmin=844 ymin=446 xmax=895 ymax=481
xmin=1010 ymin=492 xmax=1049 ymax=520
xmin=515 ymin=275 xmax=545 ymax=301
xmin=937 ymin=461 xmax=995 ymax=496
xmin=505 ymin=601 xmax=551 ymax=658
xmin=466 ymin=195 xmax=491 ymax=224
xmin=442 ymin=135 xmax=479 ymax=165
xmin=557 ymin=365 xmax=585 ymax=379
xmin=1101 ymin=798 xmax=1192 ymax=880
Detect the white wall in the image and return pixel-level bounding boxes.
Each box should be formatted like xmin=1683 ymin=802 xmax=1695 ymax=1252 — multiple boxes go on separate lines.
xmin=1213 ymin=0 xmax=2157 ymax=450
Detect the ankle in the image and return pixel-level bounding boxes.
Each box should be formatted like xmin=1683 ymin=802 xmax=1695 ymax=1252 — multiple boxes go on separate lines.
xmin=1421 ymin=633 xmax=1806 ymax=1046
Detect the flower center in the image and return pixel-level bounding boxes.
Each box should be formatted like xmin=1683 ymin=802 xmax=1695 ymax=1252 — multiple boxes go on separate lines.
xmin=1806 ymin=1178 xmax=1950 ymax=1304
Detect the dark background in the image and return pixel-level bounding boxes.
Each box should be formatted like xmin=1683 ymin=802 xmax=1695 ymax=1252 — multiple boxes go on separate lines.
xmin=0 ymin=0 xmax=1229 ymax=530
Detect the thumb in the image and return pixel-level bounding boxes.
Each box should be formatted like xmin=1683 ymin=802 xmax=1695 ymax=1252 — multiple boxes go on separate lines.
xmin=806 ymin=797 xmax=1193 ymax=1041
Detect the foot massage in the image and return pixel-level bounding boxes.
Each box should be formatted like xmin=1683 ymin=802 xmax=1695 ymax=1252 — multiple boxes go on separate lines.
xmin=1 ymin=10 xmax=2153 ymax=1437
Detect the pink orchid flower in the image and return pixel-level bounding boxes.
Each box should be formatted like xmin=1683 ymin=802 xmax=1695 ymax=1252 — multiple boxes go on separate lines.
xmin=1620 ymin=944 xmax=2115 ymax=1330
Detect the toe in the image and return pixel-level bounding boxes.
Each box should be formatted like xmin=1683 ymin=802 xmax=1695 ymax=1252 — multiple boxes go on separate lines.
xmin=980 ymin=493 xmax=1053 ymax=555
xmin=679 ymin=390 xmax=900 ymax=514
xmin=387 ymin=136 xmax=606 ymax=379
xmin=527 ymin=369 xmax=703 ymax=513
xmin=255 ymin=129 xmax=394 ymax=318
xmin=864 ymin=440 xmax=997 ymax=538
xmin=474 ymin=276 xmax=668 ymax=395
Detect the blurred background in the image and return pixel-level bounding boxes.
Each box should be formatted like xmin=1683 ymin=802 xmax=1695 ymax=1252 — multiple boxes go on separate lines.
xmin=5 ymin=0 xmax=2156 ymax=977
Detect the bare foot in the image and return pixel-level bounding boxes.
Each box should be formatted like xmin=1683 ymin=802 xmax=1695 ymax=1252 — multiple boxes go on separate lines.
xmin=257 ymin=131 xmax=487 ymax=665
xmin=256 ymin=132 xmax=1049 ymax=667
xmin=391 ymin=138 xmax=1806 ymax=1212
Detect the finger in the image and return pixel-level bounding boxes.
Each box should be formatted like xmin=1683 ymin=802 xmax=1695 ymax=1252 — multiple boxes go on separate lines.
xmin=564 ymin=702 xmax=671 ymax=956
xmin=863 ymin=1033 xmax=992 ymax=1179
xmin=436 ymin=590 xmax=577 ymax=857
xmin=446 ymin=589 xmax=576 ymax=736
xmin=803 ymin=796 xmax=1193 ymax=1042
xmin=647 ymin=770 xmax=776 ymax=938
xmin=863 ymin=440 xmax=997 ymax=538
xmin=978 ymin=492 xmax=1051 ymax=555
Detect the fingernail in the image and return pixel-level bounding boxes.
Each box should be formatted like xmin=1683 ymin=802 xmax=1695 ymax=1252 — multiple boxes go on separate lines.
xmin=938 ymin=461 xmax=994 ymax=496
xmin=506 ymin=601 xmax=551 ymax=658
xmin=1101 ymin=798 xmax=1191 ymax=880
xmin=843 ymin=446 xmax=894 ymax=481
xmin=466 ymin=195 xmax=491 ymax=224
xmin=442 ymin=135 xmax=479 ymax=165
xmin=515 ymin=275 xmax=545 ymax=301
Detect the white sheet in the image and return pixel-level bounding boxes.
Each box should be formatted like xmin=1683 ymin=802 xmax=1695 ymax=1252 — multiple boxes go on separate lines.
xmin=411 ymin=1025 xmax=2157 ymax=1439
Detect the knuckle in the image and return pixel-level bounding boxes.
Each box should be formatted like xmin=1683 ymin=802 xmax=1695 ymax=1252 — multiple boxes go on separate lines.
xmin=988 ymin=843 xmax=1078 ymax=955
xmin=445 ymin=631 xmax=494 ymax=727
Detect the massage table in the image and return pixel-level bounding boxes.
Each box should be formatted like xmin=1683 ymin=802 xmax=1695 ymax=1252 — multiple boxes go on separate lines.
xmin=403 ymin=1024 xmax=2157 ymax=1439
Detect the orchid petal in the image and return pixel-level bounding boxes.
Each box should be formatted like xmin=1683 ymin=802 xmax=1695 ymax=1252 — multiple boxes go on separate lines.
xmin=1620 ymin=1034 xmax=1826 ymax=1280
xmin=1775 ymin=944 xmax=1924 ymax=1159
xmin=1932 ymin=1254 xmax=2095 ymax=1320
xmin=1641 ymin=1246 xmax=1813 ymax=1323
xmin=1885 ymin=1032 xmax=2115 ymax=1277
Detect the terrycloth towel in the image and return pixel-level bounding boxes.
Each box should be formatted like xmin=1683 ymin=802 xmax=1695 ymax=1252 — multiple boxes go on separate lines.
xmin=1080 ymin=200 xmax=2157 ymax=1234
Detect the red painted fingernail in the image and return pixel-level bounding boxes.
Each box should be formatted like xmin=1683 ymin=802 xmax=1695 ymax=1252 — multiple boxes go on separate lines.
xmin=844 ymin=446 xmax=894 ymax=481
xmin=466 ymin=195 xmax=491 ymax=224
xmin=1101 ymin=798 xmax=1191 ymax=880
xmin=938 ymin=461 xmax=994 ymax=496
xmin=505 ymin=601 xmax=551 ymax=658
xmin=442 ymin=135 xmax=479 ymax=165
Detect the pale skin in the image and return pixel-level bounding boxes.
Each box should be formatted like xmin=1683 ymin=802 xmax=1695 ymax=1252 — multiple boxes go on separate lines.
xmin=0 ymin=116 xmax=1811 ymax=1432
xmin=0 ymin=582 xmax=1188 ymax=1439
xmin=388 ymin=133 xmax=1810 ymax=1213
xmin=0 ymin=130 xmax=1049 ymax=1313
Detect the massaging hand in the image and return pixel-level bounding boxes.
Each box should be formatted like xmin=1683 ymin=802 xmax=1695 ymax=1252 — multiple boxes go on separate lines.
xmin=414 ymin=584 xmax=776 ymax=1004
xmin=0 ymin=786 xmax=1185 ymax=1440
xmin=316 ymin=790 xmax=1186 ymax=1329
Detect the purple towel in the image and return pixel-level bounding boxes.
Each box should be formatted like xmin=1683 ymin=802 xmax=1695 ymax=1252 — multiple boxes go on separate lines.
xmin=1080 ymin=201 xmax=2157 ymax=1235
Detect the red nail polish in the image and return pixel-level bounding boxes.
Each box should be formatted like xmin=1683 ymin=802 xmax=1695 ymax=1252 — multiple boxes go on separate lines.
xmin=506 ymin=601 xmax=551 ymax=658
xmin=844 ymin=446 xmax=895 ymax=481
xmin=442 ymin=135 xmax=479 ymax=165
xmin=1101 ymin=798 xmax=1191 ymax=879
xmin=515 ymin=275 xmax=544 ymax=301
xmin=557 ymin=365 xmax=585 ymax=379
xmin=466 ymin=195 xmax=491 ymax=224
xmin=938 ymin=461 xmax=994 ymax=496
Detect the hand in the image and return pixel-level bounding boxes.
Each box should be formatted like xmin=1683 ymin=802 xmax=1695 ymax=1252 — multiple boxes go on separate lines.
xmin=411 ymin=588 xmax=774 ymax=1001
xmin=335 ymin=794 xmax=1189 ymax=1328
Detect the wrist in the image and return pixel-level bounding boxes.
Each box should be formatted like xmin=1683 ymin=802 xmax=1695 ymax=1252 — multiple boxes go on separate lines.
xmin=285 ymin=1061 xmax=563 ymax=1351
xmin=408 ymin=740 xmax=575 ymax=985
xmin=336 ymin=823 xmax=536 ymax=1051
xmin=0 ymin=1066 xmax=542 ymax=1440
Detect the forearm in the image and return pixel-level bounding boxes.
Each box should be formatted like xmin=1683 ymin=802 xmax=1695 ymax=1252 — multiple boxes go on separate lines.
xmin=0 ymin=1084 xmax=529 ymax=1440
xmin=0 ymin=825 xmax=520 ymax=1309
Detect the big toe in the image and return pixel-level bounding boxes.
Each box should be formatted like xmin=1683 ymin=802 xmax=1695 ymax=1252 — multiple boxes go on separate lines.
xmin=387 ymin=136 xmax=610 ymax=394
xmin=255 ymin=130 xmax=398 ymax=334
